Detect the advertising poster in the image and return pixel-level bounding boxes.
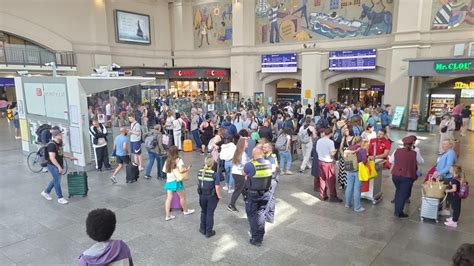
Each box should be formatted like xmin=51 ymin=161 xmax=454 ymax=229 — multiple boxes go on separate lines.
xmin=116 ymin=10 xmax=151 ymax=44
xmin=391 ymin=106 xmax=406 ymax=128
xmin=317 ymin=94 xmax=326 ymax=106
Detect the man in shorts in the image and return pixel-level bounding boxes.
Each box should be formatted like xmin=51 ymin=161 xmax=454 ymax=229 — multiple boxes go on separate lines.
xmin=128 ymin=114 xmax=144 ymax=171
xmin=110 ymin=127 xmax=130 ymax=183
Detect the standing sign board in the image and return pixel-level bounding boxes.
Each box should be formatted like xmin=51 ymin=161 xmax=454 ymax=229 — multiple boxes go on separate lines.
xmin=391 ymin=106 xmax=406 ymax=128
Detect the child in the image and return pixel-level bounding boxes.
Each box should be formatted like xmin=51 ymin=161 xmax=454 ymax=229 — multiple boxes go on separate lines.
xmin=198 ymin=156 xmax=222 ymax=238
xmin=444 ymin=165 xmax=464 ymax=228
xmin=78 ymin=208 xmax=133 ymax=265
xmin=427 ymin=112 xmax=437 ymax=135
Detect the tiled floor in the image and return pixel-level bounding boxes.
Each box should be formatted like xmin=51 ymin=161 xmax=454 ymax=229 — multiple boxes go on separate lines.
xmin=0 ymin=119 xmax=473 ymax=265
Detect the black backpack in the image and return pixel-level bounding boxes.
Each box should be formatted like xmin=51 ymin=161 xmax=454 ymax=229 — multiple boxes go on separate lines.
xmin=36 ymin=124 xmax=51 ymax=138
xmin=38 ymin=142 xmax=56 ymax=167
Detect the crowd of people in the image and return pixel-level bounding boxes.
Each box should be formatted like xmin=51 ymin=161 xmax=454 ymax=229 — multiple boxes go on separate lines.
xmin=28 ymin=95 xmax=471 ymax=263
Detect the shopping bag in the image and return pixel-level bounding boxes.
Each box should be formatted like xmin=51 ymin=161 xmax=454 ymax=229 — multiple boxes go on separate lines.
xmin=360 ymin=180 xmax=370 ymax=193
xmin=173 ymin=168 xmax=189 ymax=181
xmin=422 ymin=179 xmax=447 ymax=199
xmin=358 ymin=162 xmax=370 ymax=181
xmin=162 ymin=134 xmax=170 ymax=146
xmin=368 ymin=160 xmax=377 ymax=179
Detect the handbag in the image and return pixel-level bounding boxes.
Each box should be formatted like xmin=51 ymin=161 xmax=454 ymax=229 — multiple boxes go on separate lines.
xmin=367 ymin=160 xmax=377 ymax=179
xmin=173 ymin=168 xmax=189 ymax=181
xmin=358 ymin=162 xmax=370 ymax=181
xmin=422 ymin=179 xmax=447 ymax=199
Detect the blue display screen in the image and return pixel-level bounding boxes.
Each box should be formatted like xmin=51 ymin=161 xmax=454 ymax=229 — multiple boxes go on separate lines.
xmin=329 ymin=49 xmax=376 ymax=72
xmin=262 ymin=53 xmax=297 ymax=73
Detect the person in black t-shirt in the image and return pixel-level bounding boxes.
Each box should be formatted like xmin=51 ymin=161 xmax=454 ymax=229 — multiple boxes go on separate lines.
xmin=40 ymin=127 xmax=78 ymax=205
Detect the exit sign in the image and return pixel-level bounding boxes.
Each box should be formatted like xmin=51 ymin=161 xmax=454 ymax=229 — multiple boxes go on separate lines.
xmin=434 ymin=60 xmax=474 ymax=74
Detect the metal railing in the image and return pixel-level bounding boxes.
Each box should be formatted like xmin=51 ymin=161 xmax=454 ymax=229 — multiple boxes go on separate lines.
xmin=0 ymin=46 xmax=76 ymax=66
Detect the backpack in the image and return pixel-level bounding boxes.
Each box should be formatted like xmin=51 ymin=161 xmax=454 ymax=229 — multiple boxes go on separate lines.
xmin=352 ymin=125 xmax=362 ymax=137
xmin=36 ymin=124 xmax=51 ymax=137
xmin=6 ymin=107 xmax=13 ymax=120
xmin=343 ymin=150 xmax=358 ymax=172
xmin=381 ymin=111 xmax=390 ymax=126
xmin=38 ymin=142 xmax=56 ymax=167
xmin=275 ymin=134 xmax=288 ymax=151
xmin=458 ymin=178 xmax=470 ymax=199
xmin=144 ymin=133 xmax=158 ymax=149
xmin=316 ymin=117 xmax=329 ymax=130
xmin=298 ymin=126 xmax=312 ymax=144
xmin=333 ymin=124 xmax=342 ymax=143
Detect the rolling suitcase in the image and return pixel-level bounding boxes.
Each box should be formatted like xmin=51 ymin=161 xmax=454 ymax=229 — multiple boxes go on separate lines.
xmin=157 ymin=154 xmax=167 ymax=179
xmin=183 ymin=139 xmax=193 ymax=152
xmin=170 ymin=192 xmax=182 ymax=211
xmin=67 ymin=170 xmax=88 ymax=198
xmin=126 ymin=163 xmax=139 ymax=183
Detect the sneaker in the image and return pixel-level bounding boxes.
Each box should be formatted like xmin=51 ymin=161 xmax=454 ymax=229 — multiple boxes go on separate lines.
xmin=228 ymin=188 xmax=235 ymax=194
xmin=280 ymin=171 xmax=285 ymax=176
xmin=440 ymin=209 xmax=451 ymax=216
xmin=444 ymin=220 xmax=458 ymax=228
xmin=144 ymin=175 xmax=151 ymax=179
xmin=41 ymin=191 xmax=52 ymax=201
xmin=183 ymin=209 xmax=195 ymax=215
xmin=227 ymin=205 xmax=239 ymax=212
xmin=205 ymin=230 xmax=216 ymax=238
xmin=299 ymin=169 xmax=304 ymax=173
xmin=165 ymin=215 xmax=176 ymax=221
xmin=446 ymin=217 xmax=453 ymax=222
xmin=355 ymin=207 xmax=366 ymax=212
xmin=57 ymin=198 xmax=68 ymax=205
xmin=249 ymin=239 xmax=262 ymax=247
xmin=286 ymin=171 xmax=294 ymax=175
xmin=199 ymin=229 xmax=205 ymax=235
xmin=223 ymin=186 xmax=229 ymax=191
xmin=110 ymin=176 xmax=118 ymax=183
xmin=41 ymin=168 xmax=48 ymax=173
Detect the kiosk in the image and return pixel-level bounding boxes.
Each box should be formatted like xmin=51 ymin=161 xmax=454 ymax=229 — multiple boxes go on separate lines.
xmin=15 ymin=76 xmax=153 ymax=169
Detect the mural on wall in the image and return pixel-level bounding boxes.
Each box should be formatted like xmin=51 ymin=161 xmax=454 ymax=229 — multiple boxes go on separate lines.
xmin=193 ymin=1 xmax=232 ymax=49
xmin=255 ymin=0 xmax=394 ymax=44
xmin=431 ymin=0 xmax=474 ymax=30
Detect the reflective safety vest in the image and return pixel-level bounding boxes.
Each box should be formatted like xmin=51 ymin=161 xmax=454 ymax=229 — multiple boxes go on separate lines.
xmin=265 ymin=153 xmax=279 ymax=178
xmin=250 ymin=160 xmax=272 ymax=191
xmin=197 ymin=169 xmax=215 ymax=182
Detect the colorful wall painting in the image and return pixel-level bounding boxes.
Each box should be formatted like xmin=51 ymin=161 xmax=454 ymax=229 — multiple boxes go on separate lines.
xmin=193 ymin=1 xmax=233 ymax=49
xmin=255 ymin=0 xmax=394 ymax=44
xmin=431 ymin=0 xmax=474 ymax=30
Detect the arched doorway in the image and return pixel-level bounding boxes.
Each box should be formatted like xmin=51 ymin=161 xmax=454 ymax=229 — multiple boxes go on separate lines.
xmin=259 ymin=71 xmax=302 ymax=105
xmin=328 ymin=78 xmax=386 ymax=107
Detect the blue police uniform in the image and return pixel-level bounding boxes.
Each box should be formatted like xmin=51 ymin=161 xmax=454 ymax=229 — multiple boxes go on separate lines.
xmin=197 ymin=168 xmax=220 ymax=237
xmin=264 ymin=153 xmax=278 ymax=223
xmin=243 ymin=158 xmax=273 ymax=246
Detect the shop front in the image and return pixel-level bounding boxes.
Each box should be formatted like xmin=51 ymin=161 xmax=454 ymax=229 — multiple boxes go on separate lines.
xmin=407 ymin=57 xmax=474 ymax=129
xmin=168 ymin=68 xmax=231 ymax=100
xmin=335 ymin=78 xmax=385 ymax=106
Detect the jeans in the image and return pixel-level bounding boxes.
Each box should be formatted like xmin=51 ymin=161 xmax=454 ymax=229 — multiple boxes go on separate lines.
xmin=224 ymin=160 xmax=234 ymax=188
xmin=192 ymin=129 xmax=202 ymax=149
xmin=44 ymin=164 xmax=63 ymax=198
xmin=146 ymin=149 xmax=158 ymax=177
xmin=344 ymin=171 xmax=362 ymax=210
xmin=279 ymin=150 xmax=292 ymax=171
xmin=429 ymin=124 xmax=436 ymax=134
xmin=392 ymin=175 xmax=414 ymax=216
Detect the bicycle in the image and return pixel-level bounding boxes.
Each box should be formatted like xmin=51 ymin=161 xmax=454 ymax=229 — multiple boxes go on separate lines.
xmin=27 ymin=142 xmax=69 ymax=175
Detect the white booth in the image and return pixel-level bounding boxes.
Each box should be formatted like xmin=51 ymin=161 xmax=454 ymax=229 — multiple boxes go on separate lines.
xmin=14 ymin=76 xmax=153 ymax=169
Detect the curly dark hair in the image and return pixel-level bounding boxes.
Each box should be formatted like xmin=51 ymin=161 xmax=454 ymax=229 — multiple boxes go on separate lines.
xmin=86 ymin=208 xmax=117 ymax=242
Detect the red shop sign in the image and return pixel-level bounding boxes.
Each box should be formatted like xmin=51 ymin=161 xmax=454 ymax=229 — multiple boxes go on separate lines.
xmin=175 ymin=70 xmax=196 ymax=77
xmin=205 ymin=69 xmax=227 ymax=77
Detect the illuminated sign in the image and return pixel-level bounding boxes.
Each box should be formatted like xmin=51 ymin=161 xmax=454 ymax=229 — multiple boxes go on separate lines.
xmin=205 ymin=69 xmax=227 ymax=77
xmin=434 ymin=60 xmax=474 ymax=74
xmin=174 ymin=70 xmax=196 ymax=77
xmin=453 ymin=81 xmax=474 ymax=89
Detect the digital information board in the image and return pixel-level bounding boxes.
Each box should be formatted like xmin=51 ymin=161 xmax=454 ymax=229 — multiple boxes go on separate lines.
xmin=262 ymin=53 xmax=297 ymax=73
xmin=329 ymin=49 xmax=376 ymax=71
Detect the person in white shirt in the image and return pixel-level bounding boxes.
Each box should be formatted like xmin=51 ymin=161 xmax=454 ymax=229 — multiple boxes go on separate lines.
xmin=128 ymin=114 xmax=144 ymax=171
xmin=220 ymin=135 xmax=237 ymax=192
xmin=172 ymin=113 xmax=183 ymax=150
xmin=299 ymin=117 xmax=316 ymax=173
xmin=165 ymin=111 xmax=175 ymax=145
xmin=316 ymin=128 xmax=342 ymax=202
xmin=427 ymin=112 xmax=437 ymax=135
xmin=284 ymin=103 xmax=294 ymax=118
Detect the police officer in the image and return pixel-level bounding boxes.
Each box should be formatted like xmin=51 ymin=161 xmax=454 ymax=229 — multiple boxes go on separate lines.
xmin=198 ymin=156 xmax=222 ymax=238
xmin=243 ymin=147 xmax=273 ymax=246
xmin=262 ymin=142 xmax=278 ymax=224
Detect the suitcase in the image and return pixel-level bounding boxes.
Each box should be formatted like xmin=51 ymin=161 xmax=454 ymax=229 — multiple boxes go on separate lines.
xmin=420 ymin=196 xmax=440 ymax=223
xmin=183 ymin=139 xmax=193 ymax=152
xmin=157 ymin=154 xmax=167 ymax=179
xmin=126 ymin=163 xmax=139 ymax=182
xmin=67 ymin=171 xmax=88 ymax=198
xmin=170 ymin=191 xmax=182 ymax=211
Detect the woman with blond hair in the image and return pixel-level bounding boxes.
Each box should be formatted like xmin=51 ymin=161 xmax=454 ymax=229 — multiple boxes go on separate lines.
xmin=227 ymin=137 xmax=249 ymax=212
xmin=163 ymin=146 xmax=195 ymax=221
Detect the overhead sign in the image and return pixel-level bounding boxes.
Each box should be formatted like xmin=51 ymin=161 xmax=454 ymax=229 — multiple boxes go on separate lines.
xmin=261 ymin=53 xmax=297 ymax=73
xmin=461 ymin=89 xmax=474 ymax=98
xmin=370 ymin=85 xmax=385 ymax=91
xmin=434 ymin=60 xmax=474 ymax=74
xmin=329 ymin=49 xmax=377 ymax=71
xmin=453 ymin=81 xmax=474 ymax=89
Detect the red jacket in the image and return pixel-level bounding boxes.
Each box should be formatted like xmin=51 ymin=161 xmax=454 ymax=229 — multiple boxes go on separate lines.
xmin=391 ymin=148 xmax=417 ymax=180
